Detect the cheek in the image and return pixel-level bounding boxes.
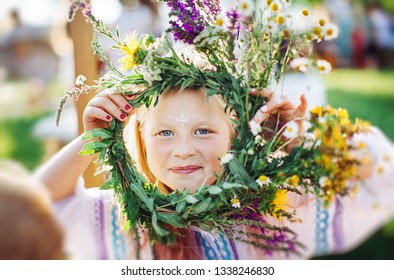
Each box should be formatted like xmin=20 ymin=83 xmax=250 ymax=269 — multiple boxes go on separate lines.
xmin=144 ymin=138 xmax=168 ymax=176
xmin=203 ymin=137 xmax=230 ymax=168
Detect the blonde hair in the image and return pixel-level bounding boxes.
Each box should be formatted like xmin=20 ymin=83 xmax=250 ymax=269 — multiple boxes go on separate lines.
xmin=0 ymin=161 xmax=64 ymax=260
xmin=123 ymin=87 xmax=236 ymax=259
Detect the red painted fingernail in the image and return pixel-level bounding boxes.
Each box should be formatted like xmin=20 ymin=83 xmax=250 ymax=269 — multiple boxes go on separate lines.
xmin=120 ymin=114 xmax=126 ymax=120
xmin=124 ymin=104 xmax=131 ymax=111
xmin=106 ymin=115 xmax=112 ymax=120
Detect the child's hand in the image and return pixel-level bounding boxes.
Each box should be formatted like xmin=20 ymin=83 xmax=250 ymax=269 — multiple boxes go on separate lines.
xmin=250 ymin=89 xmax=308 ymax=152
xmin=83 ymin=90 xmax=135 ymax=133
xmin=250 ymin=89 xmax=307 ymax=125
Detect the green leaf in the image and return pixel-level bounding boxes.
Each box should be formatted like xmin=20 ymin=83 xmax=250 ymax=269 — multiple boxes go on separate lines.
xmin=79 ymin=149 xmax=96 ymax=155
xmin=223 ymin=182 xmax=248 ymax=189
xmin=127 ymin=192 xmax=139 ymax=228
xmin=228 ymin=156 xmax=258 ymax=190
xmin=157 ymin=213 xmax=184 ymax=227
xmin=81 ymin=141 xmax=108 ymax=152
xmin=99 ymin=178 xmax=114 ymax=190
xmin=208 ymin=186 xmax=223 ymax=195
xmin=146 ymin=197 xmax=155 ymax=212
xmin=185 ymin=195 xmax=199 ymax=204
xmin=176 ymin=199 xmax=187 ymax=213
xmin=152 ymin=211 xmax=169 ymax=237
xmin=82 ymin=128 xmax=112 ymax=141
xmin=129 ymin=183 xmax=149 ymax=206
xmin=191 ymin=198 xmax=212 ymax=215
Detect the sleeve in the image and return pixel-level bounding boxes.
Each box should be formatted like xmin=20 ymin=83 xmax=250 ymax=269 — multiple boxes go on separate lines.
xmin=52 ymin=177 xmax=153 ymax=260
xmin=52 ymin=177 xmax=125 ymax=259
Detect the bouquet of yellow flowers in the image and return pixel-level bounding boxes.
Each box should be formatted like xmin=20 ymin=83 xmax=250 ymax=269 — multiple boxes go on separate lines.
xmin=60 ymin=0 xmax=371 ymax=258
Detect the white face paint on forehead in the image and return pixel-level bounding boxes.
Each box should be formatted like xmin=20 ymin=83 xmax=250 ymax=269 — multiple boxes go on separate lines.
xmin=163 ymin=113 xmax=203 ymax=126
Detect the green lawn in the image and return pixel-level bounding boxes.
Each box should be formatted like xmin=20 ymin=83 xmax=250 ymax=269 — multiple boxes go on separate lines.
xmin=0 ymin=114 xmax=47 ymax=170
xmin=324 ymin=69 xmax=394 ymax=140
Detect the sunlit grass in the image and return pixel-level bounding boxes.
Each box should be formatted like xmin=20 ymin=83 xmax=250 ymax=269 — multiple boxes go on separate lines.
xmin=0 ymin=115 xmax=46 ymax=170
xmin=324 ymin=69 xmax=394 ymax=140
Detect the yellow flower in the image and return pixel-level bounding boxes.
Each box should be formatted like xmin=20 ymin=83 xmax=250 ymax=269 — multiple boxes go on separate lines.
xmin=119 ymin=32 xmax=140 ymax=71
xmin=336 ymin=108 xmax=349 ymax=119
xmin=301 ymin=9 xmax=310 ymax=17
xmin=275 ymin=15 xmax=285 ymax=25
xmin=272 ymin=189 xmax=288 ymax=219
xmin=311 ymin=106 xmax=324 ymax=117
xmin=289 ymin=175 xmax=300 ymax=186
xmin=313 ymin=26 xmax=322 ymax=36
xmin=270 ymin=3 xmax=279 ymax=12
xmin=319 ymin=19 xmax=326 ymax=27
xmin=216 ymin=17 xmax=224 ymax=26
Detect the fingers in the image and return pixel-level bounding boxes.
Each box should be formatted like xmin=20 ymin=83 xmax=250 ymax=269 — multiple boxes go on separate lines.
xmin=249 ymin=88 xmax=273 ymax=99
xmin=91 ymin=91 xmax=136 ymax=120
xmin=84 ymin=106 xmax=113 ymax=123
xmin=96 ymin=90 xmax=134 ymax=114
xmin=293 ymin=94 xmax=308 ymax=119
xmin=250 ymin=93 xmax=307 ymax=129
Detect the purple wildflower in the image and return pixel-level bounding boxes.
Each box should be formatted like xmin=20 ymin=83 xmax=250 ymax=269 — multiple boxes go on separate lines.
xmin=166 ymin=0 xmax=205 ymax=44
xmin=225 ymin=9 xmax=241 ymax=38
xmin=202 ymin=0 xmax=221 ymax=16
xmin=68 ymin=0 xmax=87 ymax=21
xmin=228 ymin=197 xmax=297 ymax=255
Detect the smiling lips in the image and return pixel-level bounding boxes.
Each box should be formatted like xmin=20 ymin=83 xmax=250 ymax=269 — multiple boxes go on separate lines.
xmin=170 ymin=165 xmax=202 ymax=174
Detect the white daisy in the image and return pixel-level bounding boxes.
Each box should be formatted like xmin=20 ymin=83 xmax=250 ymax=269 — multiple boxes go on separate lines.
xmin=231 ymin=197 xmax=241 ymax=208
xmin=239 ymin=0 xmax=254 ymax=16
xmin=256 ymin=175 xmax=272 ymax=187
xmin=319 ymin=176 xmax=330 ymax=187
xmin=283 ymin=121 xmax=299 ymax=139
xmin=249 ymin=120 xmax=262 ymax=136
xmin=269 ymin=0 xmax=283 ymax=13
xmin=220 ymin=153 xmax=234 ymax=165
xmin=375 ymin=163 xmax=388 ymax=175
xmin=323 ymin=23 xmax=339 ymax=40
xmin=290 ymin=57 xmax=310 ymax=73
xmin=215 ymin=14 xmax=226 ymax=27
xmin=316 ymin=59 xmax=332 ymax=75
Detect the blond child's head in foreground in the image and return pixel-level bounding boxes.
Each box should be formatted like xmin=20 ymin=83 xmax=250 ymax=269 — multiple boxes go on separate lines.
xmin=0 ymin=161 xmax=64 ymax=260
xmin=128 ymin=87 xmax=235 ymax=193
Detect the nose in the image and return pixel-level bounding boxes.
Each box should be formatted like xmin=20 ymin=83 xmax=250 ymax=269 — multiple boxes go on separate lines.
xmin=172 ymin=135 xmax=196 ymax=159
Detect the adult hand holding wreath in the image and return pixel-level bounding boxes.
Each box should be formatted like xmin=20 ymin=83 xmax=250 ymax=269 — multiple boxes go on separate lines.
xmin=36 ymin=0 xmax=394 ymax=260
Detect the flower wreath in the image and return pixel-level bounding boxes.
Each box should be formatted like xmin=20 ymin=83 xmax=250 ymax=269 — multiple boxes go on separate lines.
xmin=60 ymin=0 xmax=371 ymax=258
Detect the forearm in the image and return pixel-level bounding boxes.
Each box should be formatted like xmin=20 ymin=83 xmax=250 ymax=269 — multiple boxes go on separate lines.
xmin=34 ymin=134 xmax=94 ymax=201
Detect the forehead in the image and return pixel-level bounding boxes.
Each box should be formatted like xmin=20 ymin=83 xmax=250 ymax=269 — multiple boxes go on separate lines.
xmin=150 ymin=88 xmax=224 ymax=120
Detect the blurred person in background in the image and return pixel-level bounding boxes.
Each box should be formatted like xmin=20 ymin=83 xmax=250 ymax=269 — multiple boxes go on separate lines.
xmin=0 ymin=160 xmax=64 ymax=260
xmin=366 ymin=2 xmax=394 ymax=68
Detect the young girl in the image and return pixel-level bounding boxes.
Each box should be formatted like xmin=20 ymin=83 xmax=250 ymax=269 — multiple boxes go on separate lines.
xmin=35 ymin=85 xmax=394 ymax=260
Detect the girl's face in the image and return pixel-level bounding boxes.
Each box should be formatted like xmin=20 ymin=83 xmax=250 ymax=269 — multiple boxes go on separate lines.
xmin=141 ymin=89 xmax=232 ymax=192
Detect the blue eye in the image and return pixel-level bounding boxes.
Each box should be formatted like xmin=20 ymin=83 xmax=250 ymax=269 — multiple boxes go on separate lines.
xmin=195 ymin=128 xmax=211 ymax=135
xmin=158 ymin=130 xmax=174 ymax=136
